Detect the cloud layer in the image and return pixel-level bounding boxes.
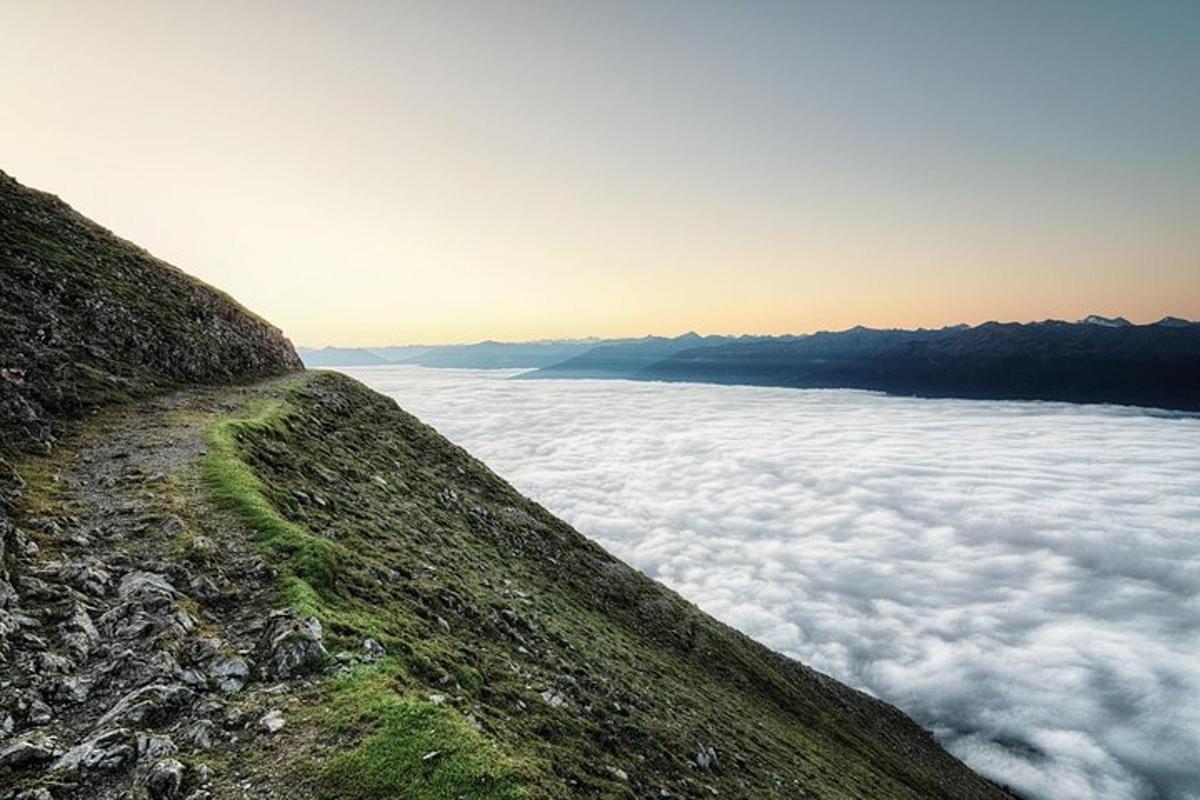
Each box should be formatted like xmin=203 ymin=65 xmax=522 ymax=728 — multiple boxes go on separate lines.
xmin=348 ymin=365 xmax=1200 ymax=800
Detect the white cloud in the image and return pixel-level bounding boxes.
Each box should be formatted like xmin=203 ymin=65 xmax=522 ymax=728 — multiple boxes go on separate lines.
xmin=346 ymin=365 xmax=1200 ymax=800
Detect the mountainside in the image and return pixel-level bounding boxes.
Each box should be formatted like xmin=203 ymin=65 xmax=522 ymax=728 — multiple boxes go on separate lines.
xmin=631 ymin=321 xmax=1200 ymax=410
xmin=0 ymin=170 xmax=301 ymax=460
xmin=0 ymin=171 xmax=1013 ymax=800
xmin=513 ymin=321 xmax=1200 ymax=411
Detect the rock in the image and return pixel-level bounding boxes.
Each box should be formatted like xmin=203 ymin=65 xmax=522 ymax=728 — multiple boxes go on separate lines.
xmin=117 ymin=571 xmax=178 ymax=608
xmin=0 ymin=735 xmax=60 ymax=767
xmin=14 ymin=789 xmax=53 ymax=800
xmin=540 ymin=689 xmax=566 ymax=708
xmin=97 ymin=683 xmax=193 ymax=728
xmin=695 ymin=745 xmax=719 ymax=772
xmin=54 ymin=728 xmax=136 ymax=773
xmin=260 ymin=611 xmax=328 ymax=679
xmin=51 ymin=675 xmax=90 ymax=705
xmin=137 ymin=732 xmax=178 ymax=760
xmin=428 ymin=694 xmax=447 ymax=705
xmin=259 ymin=709 xmax=285 ymax=733
xmin=210 ymin=655 xmax=251 ymax=693
xmin=189 ymin=575 xmax=221 ymax=603
xmin=185 ymin=719 xmax=214 ymax=751
xmin=146 ymin=757 xmax=186 ymax=799
xmin=361 ymin=638 xmax=385 ymax=661
xmin=606 ymin=765 xmax=630 ymax=781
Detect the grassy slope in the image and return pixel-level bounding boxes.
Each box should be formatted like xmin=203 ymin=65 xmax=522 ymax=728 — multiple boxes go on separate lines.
xmin=204 ymin=371 xmax=1013 ymax=800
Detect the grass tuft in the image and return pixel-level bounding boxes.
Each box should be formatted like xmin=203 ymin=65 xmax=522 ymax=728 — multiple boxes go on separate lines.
xmin=311 ymin=660 xmax=532 ymax=800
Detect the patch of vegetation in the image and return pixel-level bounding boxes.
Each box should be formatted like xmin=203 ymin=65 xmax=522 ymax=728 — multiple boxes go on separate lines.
xmin=203 ymin=399 xmax=343 ymax=610
xmin=204 ymin=386 xmax=554 ymax=798
xmin=308 ymin=659 xmax=533 ymax=800
xmin=201 ymin=372 xmax=1012 ymax=800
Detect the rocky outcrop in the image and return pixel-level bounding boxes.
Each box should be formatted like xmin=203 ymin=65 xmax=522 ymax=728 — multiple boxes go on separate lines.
xmin=0 ymin=169 xmax=302 ymax=460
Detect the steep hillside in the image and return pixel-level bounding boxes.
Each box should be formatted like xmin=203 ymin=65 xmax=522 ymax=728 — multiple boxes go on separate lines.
xmin=0 ymin=169 xmax=301 ymax=459
xmin=0 ymin=172 xmax=1014 ymax=799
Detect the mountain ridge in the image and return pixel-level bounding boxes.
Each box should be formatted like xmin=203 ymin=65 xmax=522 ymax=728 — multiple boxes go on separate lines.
xmin=300 ymin=317 xmax=1199 ymax=411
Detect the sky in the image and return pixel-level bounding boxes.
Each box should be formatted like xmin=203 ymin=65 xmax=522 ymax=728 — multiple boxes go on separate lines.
xmin=2 ymin=0 xmax=1198 ymax=345
xmin=352 ymin=365 xmax=1200 ymax=800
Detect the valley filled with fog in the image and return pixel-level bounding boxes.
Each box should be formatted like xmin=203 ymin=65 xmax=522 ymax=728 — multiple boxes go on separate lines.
xmin=346 ymin=365 xmax=1200 ymax=800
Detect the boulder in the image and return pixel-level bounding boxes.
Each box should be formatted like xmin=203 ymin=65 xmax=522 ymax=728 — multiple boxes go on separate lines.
xmin=96 ymin=683 xmax=193 ymax=728
xmin=361 ymin=638 xmax=385 ymax=661
xmin=0 ymin=735 xmax=61 ymax=768
xmin=53 ymin=728 xmax=136 ymax=774
xmin=259 ymin=709 xmax=285 ymax=733
xmin=146 ymin=757 xmax=186 ymax=799
xmin=210 ymin=655 xmax=251 ymax=693
xmin=259 ymin=611 xmax=328 ymax=679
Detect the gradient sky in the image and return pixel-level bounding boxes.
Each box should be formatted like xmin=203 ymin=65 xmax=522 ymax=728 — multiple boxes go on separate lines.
xmin=2 ymin=0 xmax=1198 ymax=345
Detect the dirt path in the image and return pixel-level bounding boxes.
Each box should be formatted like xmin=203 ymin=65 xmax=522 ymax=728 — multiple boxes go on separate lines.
xmin=0 ymin=376 xmax=326 ymax=800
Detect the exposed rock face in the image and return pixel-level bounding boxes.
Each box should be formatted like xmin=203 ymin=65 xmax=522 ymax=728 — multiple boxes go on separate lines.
xmin=0 ymin=168 xmax=302 ymax=460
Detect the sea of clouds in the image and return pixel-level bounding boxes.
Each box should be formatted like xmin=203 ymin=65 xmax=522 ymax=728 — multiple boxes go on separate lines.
xmin=346 ymin=365 xmax=1200 ymax=800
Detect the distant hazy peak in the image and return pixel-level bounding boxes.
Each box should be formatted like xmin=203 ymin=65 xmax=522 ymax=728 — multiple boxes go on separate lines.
xmin=1156 ymin=316 xmax=1194 ymax=328
xmin=1079 ymin=314 xmax=1133 ymax=327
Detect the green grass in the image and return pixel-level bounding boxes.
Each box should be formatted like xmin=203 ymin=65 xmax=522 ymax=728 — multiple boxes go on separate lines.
xmin=203 ymin=398 xmax=343 ymax=611
xmin=311 ymin=659 xmax=532 ymax=800
xmin=202 ymin=387 xmax=543 ymax=800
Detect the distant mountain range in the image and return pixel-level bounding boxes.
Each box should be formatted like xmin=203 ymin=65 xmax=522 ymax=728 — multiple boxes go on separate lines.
xmin=300 ymin=316 xmax=1200 ymax=411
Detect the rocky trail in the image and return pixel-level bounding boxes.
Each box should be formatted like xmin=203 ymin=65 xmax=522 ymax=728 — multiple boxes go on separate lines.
xmin=1 ymin=378 xmax=331 ymax=800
